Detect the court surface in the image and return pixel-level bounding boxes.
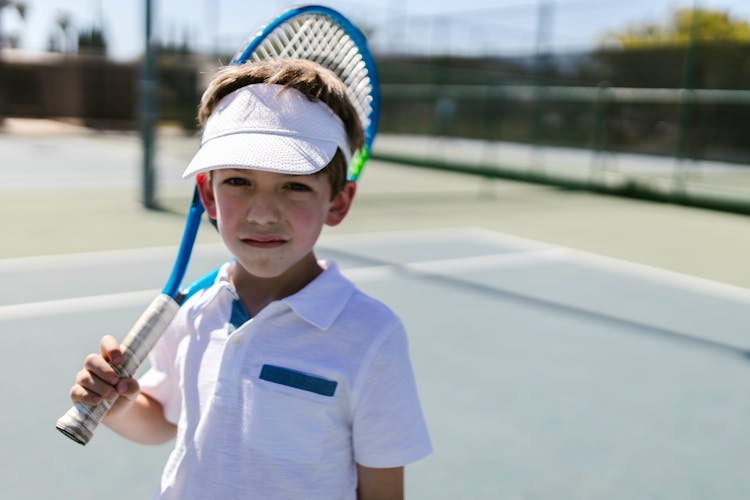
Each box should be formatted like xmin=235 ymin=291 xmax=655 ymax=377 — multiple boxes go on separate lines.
xmin=1 ymin=226 xmax=749 ymax=499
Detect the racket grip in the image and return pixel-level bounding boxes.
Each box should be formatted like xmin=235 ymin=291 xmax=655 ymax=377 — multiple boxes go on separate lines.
xmin=56 ymin=294 xmax=180 ymax=445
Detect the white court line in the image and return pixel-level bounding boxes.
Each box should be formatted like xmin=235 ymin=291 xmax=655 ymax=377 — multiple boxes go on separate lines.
xmin=0 ymin=244 xmax=228 ymax=272
xmin=462 ymin=226 xmax=750 ymax=304
xmin=2 ymin=226 xmax=749 ymax=321
xmin=341 ymin=247 xmax=566 ymax=282
xmin=327 ymin=226 xmax=750 ymax=303
xmin=0 ymin=289 xmax=159 ymax=321
xmin=0 ymin=248 xmax=565 ymax=321
xmin=407 ymin=247 xmax=567 ymax=273
xmin=320 ymin=226 xmax=551 ymax=251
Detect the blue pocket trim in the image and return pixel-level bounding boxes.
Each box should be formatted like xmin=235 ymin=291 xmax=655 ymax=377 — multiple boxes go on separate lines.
xmin=259 ymin=365 xmax=337 ymax=397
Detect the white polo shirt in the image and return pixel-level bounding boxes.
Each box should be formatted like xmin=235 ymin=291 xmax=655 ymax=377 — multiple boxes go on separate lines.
xmin=140 ymin=261 xmax=432 ymax=500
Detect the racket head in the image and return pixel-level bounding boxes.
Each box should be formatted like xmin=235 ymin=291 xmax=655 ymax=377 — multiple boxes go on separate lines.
xmin=230 ymin=5 xmax=380 ymax=181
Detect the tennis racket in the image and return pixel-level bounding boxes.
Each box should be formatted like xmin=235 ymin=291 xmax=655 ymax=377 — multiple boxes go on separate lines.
xmin=55 ymin=4 xmax=379 ymax=445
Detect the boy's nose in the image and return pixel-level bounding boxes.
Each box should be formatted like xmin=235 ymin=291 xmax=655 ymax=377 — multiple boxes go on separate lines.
xmin=246 ymin=194 xmax=280 ymax=225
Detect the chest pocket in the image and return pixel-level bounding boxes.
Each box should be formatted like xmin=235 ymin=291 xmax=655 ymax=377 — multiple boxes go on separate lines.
xmin=243 ymin=364 xmax=344 ymax=463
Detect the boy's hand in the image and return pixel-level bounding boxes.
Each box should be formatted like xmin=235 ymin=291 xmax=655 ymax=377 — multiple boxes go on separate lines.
xmin=68 ymin=335 xmax=140 ymax=418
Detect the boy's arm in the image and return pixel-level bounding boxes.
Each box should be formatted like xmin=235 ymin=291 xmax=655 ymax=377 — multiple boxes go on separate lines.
xmin=68 ymin=334 xmax=176 ymax=445
xmin=356 ymin=465 xmax=404 ymax=500
xmin=102 ymin=392 xmax=176 ymax=445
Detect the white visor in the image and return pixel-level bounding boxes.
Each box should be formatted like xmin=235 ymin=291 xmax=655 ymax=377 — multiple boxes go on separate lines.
xmin=183 ymin=83 xmax=351 ymax=178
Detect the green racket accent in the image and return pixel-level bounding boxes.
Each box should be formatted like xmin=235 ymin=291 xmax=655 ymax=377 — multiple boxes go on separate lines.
xmin=348 ymin=146 xmax=369 ymax=181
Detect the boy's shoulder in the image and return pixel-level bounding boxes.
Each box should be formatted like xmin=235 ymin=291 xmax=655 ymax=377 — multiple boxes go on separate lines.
xmin=311 ymin=260 xmax=403 ymax=332
xmin=342 ymin=282 xmax=401 ymax=329
xmin=167 ymin=262 xmax=238 ymax=335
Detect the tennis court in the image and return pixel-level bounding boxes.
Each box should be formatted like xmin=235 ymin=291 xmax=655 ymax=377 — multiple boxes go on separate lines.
xmin=2 ymin=227 xmax=750 ymax=499
xmin=1 ymin=127 xmax=749 ymax=499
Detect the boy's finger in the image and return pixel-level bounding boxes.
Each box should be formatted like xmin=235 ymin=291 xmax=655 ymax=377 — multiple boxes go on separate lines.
xmin=84 ymin=353 xmax=119 ymax=386
xmin=69 ymin=384 xmax=103 ymax=405
xmin=75 ymin=369 xmax=118 ymax=401
xmin=116 ymin=377 xmax=140 ymax=400
xmin=100 ymin=335 xmax=123 ymax=365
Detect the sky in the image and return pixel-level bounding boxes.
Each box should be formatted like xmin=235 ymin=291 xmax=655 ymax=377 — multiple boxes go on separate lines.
xmin=3 ymin=0 xmax=750 ymax=60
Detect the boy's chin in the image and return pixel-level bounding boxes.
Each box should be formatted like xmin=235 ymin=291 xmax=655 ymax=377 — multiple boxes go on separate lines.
xmin=231 ymin=256 xmax=321 ymax=282
xmin=231 ymin=260 xmax=286 ymax=280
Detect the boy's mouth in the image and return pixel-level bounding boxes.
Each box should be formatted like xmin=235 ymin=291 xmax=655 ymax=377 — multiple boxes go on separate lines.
xmin=241 ymin=235 xmax=287 ymax=249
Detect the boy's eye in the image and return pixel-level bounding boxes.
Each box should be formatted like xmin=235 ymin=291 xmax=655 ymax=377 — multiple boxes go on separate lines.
xmin=225 ymin=177 xmax=250 ymax=186
xmin=286 ymin=182 xmax=312 ymax=192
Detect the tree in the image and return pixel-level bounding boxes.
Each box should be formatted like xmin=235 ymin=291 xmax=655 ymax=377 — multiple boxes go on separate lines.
xmin=47 ymin=11 xmax=76 ymax=53
xmin=600 ymin=8 xmax=750 ymax=48
xmin=78 ymin=26 xmax=107 ymax=56
xmin=0 ymin=0 xmax=27 ymax=49
xmin=586 ymin=8 xmax=750 ymax=165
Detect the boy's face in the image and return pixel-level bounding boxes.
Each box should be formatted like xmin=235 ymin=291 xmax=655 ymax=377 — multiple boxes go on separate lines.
xmin=197 ymin=168 xmax=354 ymax=281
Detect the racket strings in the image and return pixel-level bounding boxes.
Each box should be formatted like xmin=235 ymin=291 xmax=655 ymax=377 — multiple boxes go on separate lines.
xmin=248 ymin=14 xmax=374 ymax=132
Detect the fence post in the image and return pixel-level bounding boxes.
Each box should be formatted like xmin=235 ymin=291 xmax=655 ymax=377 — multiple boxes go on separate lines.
xmin=529 ymin=0 xmax=554 ymax=174
xmin=589 ymin=82 xmax=611 ymax=185
xmin=140 ymin=0 xmax=158 ymax=209
xmin=674 ymin=1 xmax=700 ymax=194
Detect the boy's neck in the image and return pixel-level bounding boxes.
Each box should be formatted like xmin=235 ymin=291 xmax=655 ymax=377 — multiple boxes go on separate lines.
xmin=229 ymin=254 xmax=324 ymax=317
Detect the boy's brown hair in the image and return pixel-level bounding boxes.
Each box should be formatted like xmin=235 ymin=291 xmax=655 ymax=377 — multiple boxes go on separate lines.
xmin=197 ymin=59 xmax=364 ymax=198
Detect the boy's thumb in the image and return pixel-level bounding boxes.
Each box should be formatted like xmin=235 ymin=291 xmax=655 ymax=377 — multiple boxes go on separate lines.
xmin=117 ymin=378 xmax=140 ymax=399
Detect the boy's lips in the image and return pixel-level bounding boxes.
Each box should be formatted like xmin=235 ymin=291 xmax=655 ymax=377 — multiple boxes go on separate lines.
xmin=241 ymin=234 xmax=288 ymax=249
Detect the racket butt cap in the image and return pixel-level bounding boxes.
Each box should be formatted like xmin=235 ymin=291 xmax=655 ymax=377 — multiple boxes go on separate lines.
xmin=55 ymin=402 xmax=100 ymax=446
xmin=55 ymin=422 xmax=89 ymax=445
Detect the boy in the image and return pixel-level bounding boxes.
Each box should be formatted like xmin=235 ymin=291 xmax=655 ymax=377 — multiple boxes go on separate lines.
xmin=67 ymin=59 xmax=432 ymax=499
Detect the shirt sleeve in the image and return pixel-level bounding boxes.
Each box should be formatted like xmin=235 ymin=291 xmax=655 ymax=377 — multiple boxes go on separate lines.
xmin=138 ymin=311 xmax=184 ymax=425
xmin=352 ymin=322 xmax=432 ymax=468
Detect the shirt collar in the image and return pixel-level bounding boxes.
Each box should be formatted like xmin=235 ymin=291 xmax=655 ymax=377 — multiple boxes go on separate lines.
xmin=282 ymin=262 xmax=355 ymax=330
xmin=215 ymin=260 xmax=355 ymax=331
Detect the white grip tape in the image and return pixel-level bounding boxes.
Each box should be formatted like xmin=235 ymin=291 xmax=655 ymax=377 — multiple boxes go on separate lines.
xmin=55 ymin=294 xmax=180 ymax=445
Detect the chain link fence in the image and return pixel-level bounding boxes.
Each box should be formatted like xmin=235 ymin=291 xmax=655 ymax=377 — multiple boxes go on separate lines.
xmin=360 ymin=0 xmax=750 ymax=213
xmin=1 ymin=0 xmax=749 ymax=211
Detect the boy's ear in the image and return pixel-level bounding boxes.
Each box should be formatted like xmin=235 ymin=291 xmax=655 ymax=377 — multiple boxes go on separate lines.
xmin=196 ymin=173 xmax=218 ymax=219
xmin=326 ymin=181 xmax=356 ymax=227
